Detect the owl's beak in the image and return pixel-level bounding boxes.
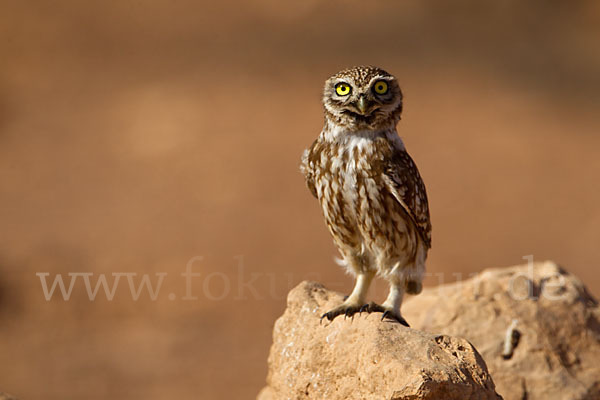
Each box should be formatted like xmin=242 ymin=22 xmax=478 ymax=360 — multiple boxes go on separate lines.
xmin=357 ymin=96 xmax=369 ymax=115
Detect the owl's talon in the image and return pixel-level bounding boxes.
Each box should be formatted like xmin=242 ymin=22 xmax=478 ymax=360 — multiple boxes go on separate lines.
xmin=365 ymin=302 xmax=410 ymax=327
xmin=320 ymin=303 xmax=364 ymax=323
xmin=381 ymin=310 xmax=390 ymax=321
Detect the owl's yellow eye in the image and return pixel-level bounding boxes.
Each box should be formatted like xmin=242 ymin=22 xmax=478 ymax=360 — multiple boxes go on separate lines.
xmin=335 ymin=83 xmax=351 ymax=96
xmin=373 ymin=80 xmax=389 ymax=95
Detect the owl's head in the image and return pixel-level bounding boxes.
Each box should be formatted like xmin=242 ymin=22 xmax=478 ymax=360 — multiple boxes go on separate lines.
xmin=323 ymin=66 xmax=403 ymax=131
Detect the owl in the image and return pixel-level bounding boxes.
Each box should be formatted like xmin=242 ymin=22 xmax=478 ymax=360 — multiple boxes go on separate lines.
xmin=300 ymin=66 xmax=431 ymax=327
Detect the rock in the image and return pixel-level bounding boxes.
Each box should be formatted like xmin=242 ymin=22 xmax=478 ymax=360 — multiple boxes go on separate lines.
xmin=258 ymin=281 xmax=502 ymax=400
xmin=403 ymin=261 xmax=600 ymax=400
xmin=0 ymin=393 xmax=18 ymax=400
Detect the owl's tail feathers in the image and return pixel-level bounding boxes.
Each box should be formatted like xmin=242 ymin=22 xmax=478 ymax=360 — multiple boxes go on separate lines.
xmin=389 ymin=261 xmax=424 ymax=295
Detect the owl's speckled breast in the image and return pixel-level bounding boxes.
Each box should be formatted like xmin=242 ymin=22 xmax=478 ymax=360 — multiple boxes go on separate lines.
xmin=309 ymin=133 xmax=410 ymax=257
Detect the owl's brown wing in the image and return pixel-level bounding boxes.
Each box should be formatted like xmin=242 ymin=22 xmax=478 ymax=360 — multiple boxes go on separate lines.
xmin=300 ymin=140 xmax=318 ymax=199
xmin=382 ymin=150 xmax=432 ymax=248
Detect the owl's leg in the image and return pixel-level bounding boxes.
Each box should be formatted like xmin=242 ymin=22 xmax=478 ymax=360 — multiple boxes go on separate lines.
xmin=365 ymin=284 xmax=409 ymax=327
xmin=321 ymin=270 xmax=374 ymax=323
xmin=380 ymin=284 xmax=410 ymax=326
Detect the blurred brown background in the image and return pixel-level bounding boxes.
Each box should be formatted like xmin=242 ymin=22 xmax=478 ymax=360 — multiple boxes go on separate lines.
xmin=0 ymin=0 xmax=599 ymax=398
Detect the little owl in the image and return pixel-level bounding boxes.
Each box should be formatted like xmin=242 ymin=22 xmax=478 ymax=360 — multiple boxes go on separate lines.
xmin=301 ymin=66 xmax=431 ymax=327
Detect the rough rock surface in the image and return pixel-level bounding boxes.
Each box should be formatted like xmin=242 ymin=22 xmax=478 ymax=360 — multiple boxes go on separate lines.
xmin=403 ymin=261 xmax=600 ymax=400
xmin=257 ymin=281 xmax=502 ymax=400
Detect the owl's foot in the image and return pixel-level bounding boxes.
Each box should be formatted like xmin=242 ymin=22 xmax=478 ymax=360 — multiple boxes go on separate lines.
xmin=364 ymin=302 xmax=410 ymax=327
xmin=320 ymin=302 xmax=366 ymax=323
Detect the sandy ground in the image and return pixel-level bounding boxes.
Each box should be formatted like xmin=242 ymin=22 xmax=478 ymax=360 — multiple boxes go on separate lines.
xmin=0 ymin=1 xmax=599 ymax=398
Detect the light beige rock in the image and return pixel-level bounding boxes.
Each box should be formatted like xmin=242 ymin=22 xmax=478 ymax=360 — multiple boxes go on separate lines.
xmin=258 ymin=281 xmax=502 ymax=400
xmin=0 ymin=393 xmax=18 ymax=400
xmin=403 ymin=261 xmax=600 ymax=400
